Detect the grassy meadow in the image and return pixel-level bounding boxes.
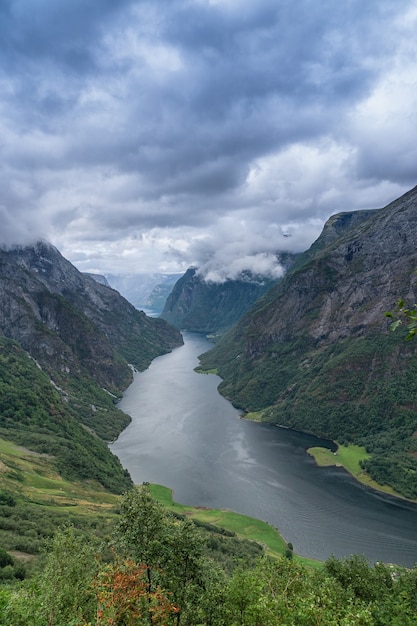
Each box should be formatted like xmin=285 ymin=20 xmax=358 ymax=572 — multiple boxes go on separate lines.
xmin=307 ymin=443 xmax=409 ymax=499
xmin=150 ymin=483 xmax=322 ymax=568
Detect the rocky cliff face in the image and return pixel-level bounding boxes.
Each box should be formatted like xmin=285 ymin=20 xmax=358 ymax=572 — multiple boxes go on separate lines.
xmin=0 ymin=241 xmax=183 ymax=393
xmin=161 ymin=260 xmax=296 ymax=333
xmin=0 ymin=241 xmax=183 ymax=493
xmin=200 ymin=186 xmax=417 ymax=498
xmin=0 ymin=241 xmax=184 ymax=491
xmin=255 ymin=188 xmax=416 ymax=348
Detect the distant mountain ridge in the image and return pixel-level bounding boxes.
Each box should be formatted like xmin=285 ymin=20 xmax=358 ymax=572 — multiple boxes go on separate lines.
xmin=161 ymin=256 xmax=297 ymax=333
xmin=106 ymin=272 xmax=182 ymax=313
xmin=199 ymin=186 xmax=417 ymax=499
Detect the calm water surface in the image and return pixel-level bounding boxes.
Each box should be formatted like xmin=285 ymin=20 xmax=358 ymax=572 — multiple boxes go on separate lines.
xmin=110 ymin=332 xmax=417 ymax=566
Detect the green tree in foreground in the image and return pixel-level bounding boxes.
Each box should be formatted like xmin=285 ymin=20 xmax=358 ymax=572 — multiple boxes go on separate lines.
xmin=3 ymin=487 xmax=417 ymax=624
xmin=4 ymin=525 xmax=99 ymax=625
xmin=386 ymin=298 xmax=417 ymax=340
xmin=114 ymin=484 xmax=213 ymax=624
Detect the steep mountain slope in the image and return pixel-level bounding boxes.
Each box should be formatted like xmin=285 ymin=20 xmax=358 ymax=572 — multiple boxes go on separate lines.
xmin=0 ymin=241 xmax=183 ymax=492
xmin=161 ymin=260 xmax=296 ymax=333
xmin=0 ymin=241 xmax=182 ymax=387
xmin=145 ymin=277 xmax=183 ymax=315
xmin=0 ymin=336 xmax=132 ymax=494
xmin=200 ymin=186 xmax=417 ymax=498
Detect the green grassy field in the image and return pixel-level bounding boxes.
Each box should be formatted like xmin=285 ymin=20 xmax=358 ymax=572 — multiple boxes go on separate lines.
xmin=307 ymin=444 xmax=407 ymax=499
xmin=0 ymin=436 xmax=118 ymax=509
xmin=149 ymin=484 xmax=322 ymax=568
xmin=194 ymin=366 xmax=219 ymax=375
xmin=0 ymin=435 xmax=120 ymax=562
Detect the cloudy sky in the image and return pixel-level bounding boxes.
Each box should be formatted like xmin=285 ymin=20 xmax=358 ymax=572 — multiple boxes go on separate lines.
xmin=1 ymin=0 xmax=417 ymax=281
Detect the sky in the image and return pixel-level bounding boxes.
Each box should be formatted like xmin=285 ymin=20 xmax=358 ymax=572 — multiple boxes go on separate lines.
xmin=1 ymin=0 xmax=417 ymax=282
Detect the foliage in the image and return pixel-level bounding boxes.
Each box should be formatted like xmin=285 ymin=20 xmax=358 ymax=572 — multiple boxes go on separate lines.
xmin=4 ymin=526 xmax=100 ymax=625
xmin=0 ymin=337 xmax=132 ymax=494
xmin=201 ymin=329 xmax=417 ymax=499
xmin=90 ymin=560 xmax=179 ymax=625
xmin=114 ymin=485 xmax=211 ymax=624
xmin=2 ymin=488 xmax=417 ymax=624
xmin=386 ymin=298 xmax=417 ymax=341
xmin=0 ymin=548 xmax=24 ymax=582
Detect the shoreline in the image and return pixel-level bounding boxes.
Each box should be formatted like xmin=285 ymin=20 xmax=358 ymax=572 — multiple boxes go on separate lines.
xmin=240 ymin=411 xmax=417 ymax=505
xmin=149 ymin=483 xmax=322 ymax=568
xmin=307 ymin=444 xmax=417 ymax=505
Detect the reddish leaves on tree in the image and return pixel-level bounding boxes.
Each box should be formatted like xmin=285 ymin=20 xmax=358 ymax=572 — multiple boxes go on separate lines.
xmin=92 ymin=560 xmax=179 ymax=625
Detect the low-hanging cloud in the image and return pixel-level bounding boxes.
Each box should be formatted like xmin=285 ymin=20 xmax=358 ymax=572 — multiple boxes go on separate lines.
xmin=0 ymin=1 xmax=416 ymax=276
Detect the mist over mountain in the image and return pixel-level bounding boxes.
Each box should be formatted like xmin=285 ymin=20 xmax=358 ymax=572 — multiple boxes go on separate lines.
xmin=106 ymin=272 xmax=182 ymax=314
xmin=161 ymin=254 xmax=298 ymax=334
xmin=199 ymin=185 xmax=417 ymax=499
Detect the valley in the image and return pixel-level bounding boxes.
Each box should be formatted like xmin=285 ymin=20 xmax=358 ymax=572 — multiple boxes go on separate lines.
xmin=2 ymin=187 xmax=417 ymax=622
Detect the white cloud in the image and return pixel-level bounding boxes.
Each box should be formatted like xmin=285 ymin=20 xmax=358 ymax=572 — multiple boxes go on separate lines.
xmin=0 ymin=0 xmax=416 ymax=279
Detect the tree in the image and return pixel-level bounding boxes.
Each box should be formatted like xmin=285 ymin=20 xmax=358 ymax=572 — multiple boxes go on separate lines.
xmin=386 ymin=298 xmax=417 ymax=340
xmin=4 ymin=526 xmax=99 ymax=626
xmin=91 ymin=559 xmax=179 ymax=625
xmin=114 ymin=485 xmax=169 ymax=598
xmin=114 ymin=484 xmax=208 ymax=624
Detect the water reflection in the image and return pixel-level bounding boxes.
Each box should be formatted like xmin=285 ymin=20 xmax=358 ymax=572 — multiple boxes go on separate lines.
xmin=111 ymin=332 xmax=417 ymax=566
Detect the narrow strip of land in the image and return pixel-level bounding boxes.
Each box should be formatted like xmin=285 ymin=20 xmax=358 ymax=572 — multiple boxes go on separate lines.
xmin=307 ymin=444 xmax=408 ymax=500
xmin=149 ymin=483 xmax=322 ymax=568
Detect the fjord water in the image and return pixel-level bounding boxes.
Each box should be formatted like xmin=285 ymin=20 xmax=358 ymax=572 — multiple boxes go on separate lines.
xmin=111 ymin=332 xmax=417 ymax=566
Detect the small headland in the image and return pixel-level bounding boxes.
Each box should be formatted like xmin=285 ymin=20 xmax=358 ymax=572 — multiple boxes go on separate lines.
xmin=307 ymin=444 xmax=415 ymax=502
xmin=149 ymin=483 xmax=322 ymax=569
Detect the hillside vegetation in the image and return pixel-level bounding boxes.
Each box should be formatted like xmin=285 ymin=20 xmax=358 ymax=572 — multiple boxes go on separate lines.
xmin=0 ymin=241 xmax=182 ymax=491
xmin=1 ymin=485 xmax=417 ymax=625
xmin=0 ymin=337 xmax=132 ymax=494
xmin=199 ymin=186 xmax=417 ymax=500
xmin=161 ymin=267 xmax=281 ymax=333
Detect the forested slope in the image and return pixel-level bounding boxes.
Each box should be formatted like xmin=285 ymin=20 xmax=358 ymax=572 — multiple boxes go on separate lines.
xmin=2 ymin=485 xmax=417 ymax=625
xmin=0 ymin=241 xmax=183 ymax=493
xmin=161 ymin=264 xmax=295 ymax=333
xmin=200 ymin=186 xmax=417 ymax=499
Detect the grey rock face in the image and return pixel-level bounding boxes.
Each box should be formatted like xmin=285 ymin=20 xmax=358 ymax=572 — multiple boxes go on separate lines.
xmin=201 ymin=185 xmax=417 ymax=415
xmin=0 ymin=241 xmax=183 ymax=392
xmin=235 ymin=187 xmax=417 ymax=357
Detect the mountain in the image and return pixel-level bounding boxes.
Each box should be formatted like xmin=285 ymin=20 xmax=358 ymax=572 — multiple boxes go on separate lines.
xmin=160 ymin=258 xmax=297 ymax=333
xmin=85 ymin=272 xmax=111 ymax=287
xmin=0 ymin=241 xmax=183 ymax=492
xmin=144 ymin=279 xmax=182 ymax=315
xmin=199 ymin=186 xmax=417 ymax=499
xmin=106 ymin=272 xmax=182 ymax=313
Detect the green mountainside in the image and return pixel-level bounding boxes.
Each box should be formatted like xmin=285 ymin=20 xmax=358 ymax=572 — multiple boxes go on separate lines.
xmin=0 ymin=336 xmax=131 ymax=494
xmin=161 ymin=263 xmax=296 ymax=333
xmin=199 ymin=186 xmax=417 ymax=499
xmin=0 ymin=241 xmax=183 ymax=494
xmin=2 ymin=233 xmax=417 ymax=623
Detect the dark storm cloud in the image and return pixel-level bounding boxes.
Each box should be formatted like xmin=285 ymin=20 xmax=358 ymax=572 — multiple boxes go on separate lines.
xmin=0 ymin=0 xmax=133 ymax=69
xmin=0 ymin=0 xmax=416 ymax=274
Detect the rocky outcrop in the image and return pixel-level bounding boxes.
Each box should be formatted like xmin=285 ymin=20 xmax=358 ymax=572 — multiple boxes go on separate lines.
xmin=85 ymin=272 xmax=111 ymax=287
xmin=0 ymin=241 xmax=183 ymax=393
xmin=0 ymin=241 xmax=184 ymax=493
